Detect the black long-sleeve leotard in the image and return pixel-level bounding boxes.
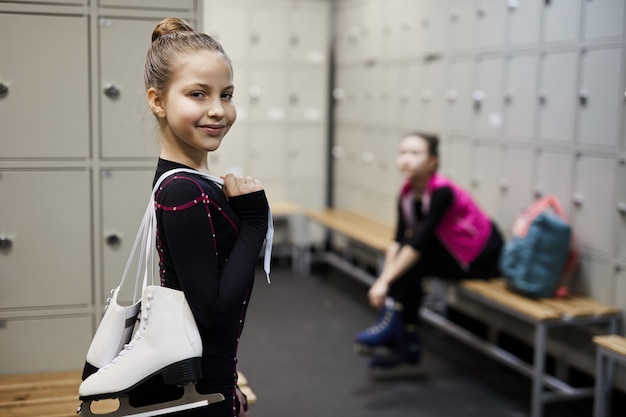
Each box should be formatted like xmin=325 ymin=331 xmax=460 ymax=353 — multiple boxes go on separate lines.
xmin=143 ymin=158 xmax=268 ymax=416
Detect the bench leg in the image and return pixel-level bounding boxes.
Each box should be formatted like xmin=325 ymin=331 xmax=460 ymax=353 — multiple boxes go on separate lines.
xmin=594 ymin=348 xmax=608 ymax=417
xmin=531 ymin=324 xmax=547 ymax=417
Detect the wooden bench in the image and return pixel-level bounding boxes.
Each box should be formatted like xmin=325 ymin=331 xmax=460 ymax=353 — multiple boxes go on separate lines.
xmin=0 ymin=370 xmax=256 ymax=417
xmin=305 ymin=209 xmax=393 ymax=285
xmin=305 ymin=208 xmax=624 ymax=417
xmin=594 ymin=335 xmax=626 ymax=417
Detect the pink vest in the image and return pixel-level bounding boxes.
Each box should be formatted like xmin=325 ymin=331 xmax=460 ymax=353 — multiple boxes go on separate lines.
xmin=401 ymin=173 xmax=491 ymax=268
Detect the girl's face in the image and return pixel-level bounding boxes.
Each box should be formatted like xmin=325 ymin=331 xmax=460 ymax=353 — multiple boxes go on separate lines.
xmin=150 ymin=50 xmax=236 ymax=160
xmin=397 ymin=135 xmax=437 ymax=181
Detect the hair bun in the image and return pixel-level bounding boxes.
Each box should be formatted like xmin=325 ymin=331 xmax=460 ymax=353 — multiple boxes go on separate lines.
xmin=151 ymin=18 xmax=193 ymax=42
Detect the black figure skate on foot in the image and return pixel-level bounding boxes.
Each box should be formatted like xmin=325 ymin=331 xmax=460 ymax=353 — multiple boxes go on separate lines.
xmin=368 ymin=325 xmax=423 ymax=380
xmin=354 ymin=298 xmax=405 ymax=358
xmin=78 ymin=286 xmax=225 ymax=416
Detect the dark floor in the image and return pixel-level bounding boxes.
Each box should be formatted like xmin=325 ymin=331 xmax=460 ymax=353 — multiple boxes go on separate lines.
xmin=237 ymin=263 xmax=622 ymax=417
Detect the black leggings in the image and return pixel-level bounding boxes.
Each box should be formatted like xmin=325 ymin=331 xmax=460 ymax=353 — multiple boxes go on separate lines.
xmin=388 ymin=222 xmax=504 ymax=326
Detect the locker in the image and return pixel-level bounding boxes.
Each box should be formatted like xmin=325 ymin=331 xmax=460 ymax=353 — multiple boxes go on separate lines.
xmin=384 ymin=0 xmax=411 ymax=60
xmin=469 ymin=143 xmax=501 ymax=219
xmin=248 ymin=66 xmax=288 ymax=122
xmin=583 ymin=0 xmax=625 ymax=41
xmin=448 ymin=0 xmax=476 ymax=51
xmin=445 ymin=57 xmax=475 ymax=133
xmin=0 ymin=170 xmax=91 ymax=309
xmin=334 ymin=1 xmax=363 ymax=64
xmin=287 ymin=67 xmax=327 ymax=123
xmin=286 ymin=124 xmax=327 ymax=181
xmin=476 ymin=0 xmax=507 ymax=50
xmin=287 ymin=178 xmax=325 ymax=210
xmin=0 ymin=14 xmax=89 ymax=159
xmin=399 ymin=60 xmax=424 ymax=130
xmin=614 ymin=264 xmax=626 ymax=315
xmin=419 ymin=58 xmax=446 ymax=131
xmin=533 ymin=149 xmax=574 ymax=210
xmin=537 ymin=51 xmax=578 ymax=144
xmin=420 ymin=0 xmax=450 ymax=54
xmin=333 ymin=67 xmax=355 ymax=123
xmin=440 ymin=136 xmax=473 ymax=191
xmin=570 ymin=258 xmax=614 ymax=305
xmin=101 ymin=169 xmax=155 ymax=304
xmin=473 ymin=56 xmax=505 ymax=136
xmin=288 ymin=1 xmax=330 ymax=64
xmin=100 ymin=0 xmax=196 ymax=10
xmin=360 ymin=0 xmax=385 ymax=62
xmin=6 ymin=0 xmax=84 ymax=3
xmin=246 ymin=124 xmax=287 ymax=180
xmin=577 ymin=48 xmax=623 ymax=148
xmin=497 ymin=146 xmax=535 ymax=231
xmin=507 ymin=0 xmax=541 ymax=47
xmin=543 ymin=0 xmax=581 ymax=44
xmin=249 ymin=5 xmax=289 ymax=63
xmin=504 ymin=54 xmax=539 ymax=141
xmin=571 ymin=155 xmax=616 ymax=256
xmin=203 ymin=1 xmax=249 ymax=63
xmin=377 ymin=63 xmax=403 ymax=125
xmin=0 ymin=315 xmax=92 ymax=374
xmin=617 ymin=158 xmax=626 ymax=261
xmin=99 ymin=17 xmax=162 ymax=159
xmin=232 ymin=66 xmax=251 ymax=122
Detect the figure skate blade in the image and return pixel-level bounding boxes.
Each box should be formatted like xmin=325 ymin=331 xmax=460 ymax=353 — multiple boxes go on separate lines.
xmin=78 ymin=383 xmax=225 ymax=417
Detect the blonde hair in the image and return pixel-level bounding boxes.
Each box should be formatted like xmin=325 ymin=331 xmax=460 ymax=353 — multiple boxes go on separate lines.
xmin=144 ymin=17 xmax=232 ymax=94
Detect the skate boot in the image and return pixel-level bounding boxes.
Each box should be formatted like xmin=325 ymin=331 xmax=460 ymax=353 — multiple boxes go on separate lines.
xmin=354 ymin=298 xmax=404 ymax=357
xmin=368 ymin=325 xmax=423 ymax=380
xmin=78 ymin=285 xmax=225 ymax=416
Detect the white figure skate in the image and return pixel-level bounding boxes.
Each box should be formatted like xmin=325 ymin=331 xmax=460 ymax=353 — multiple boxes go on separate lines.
xmin=78 ymin=285 xmax=225 ymax=416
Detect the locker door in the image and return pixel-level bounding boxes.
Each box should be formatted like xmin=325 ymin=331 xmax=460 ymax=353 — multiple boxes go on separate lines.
xmin=508 ymin=0 xmax=541 ymax=47
xmin=288 ymin=1 xmax=329 ymax=64
xmin=577 ymin=48 xmax=623 ymax=148
xmin=360 ymin=0 xmax=385 ymax=62
xmin=616 ymin=158 xmax=626 ymax=261
xmin=249 ymin=67 xmax=288 ymax=122
xmin=400 ymin=60 xmax=424 ymax=130
xmin=0 ymin=14 xmax=89 ymax=159
xmin=498 ymin=146 xmax=535 ymax=231
xmin=474 ymin=56 xmax=505 ymax=137
xmin=378 ymin=63 xmax=403 ymax=125
xmin=247 ymin=124 xmax=287 ymax=181
xmin=449 ymin=0 xmax=476 ymax=51
xmin=440 ymin=136 xmax=473 ymax=191
xmin=333 ymin=126 xmax=359 ymax=209
xmin=537 ymin=51 xmax=578 ymax=144
xmin=446 ymin=57 xmax=475 ymax=133
xmin=583 ymin=0 xmax=625 ymax=42
xmin=470 ymin=143 xmax=501 ymax=219
xmin=101 ymin=169 xmax=155 ymax=304
xmin=420 ymin=58 xmax=446 ymax=131
xmin=100 ymin=0 xmax=195 ymax=9
xmin=0 ymin=170 xmax=91 ymax=309
xmin=476 ymin=0 xmax=507 ymax=50
xmin=249 ymin=5 xmax=289 ymax=63
xmin=504 ymin=54 xmax=539 ymax=141
xmin=571 ymin=155 xmax=616 ymax=257
xmin=286 ymin=125 xmax=326 ymax=208
xmin=287 ymin=67 xmax=327 ymax=123
xmin=335 ymin=2 xmax=362 ymax=64
xmin=203 ymin=1 xmax=249 ymax=63
xmin=613 ymin=264 xmax=626 ymax=315
xmin=421 ymin=0 xmax=449 ymax=54
xmin=543 ymin=0 xmax=582 ymax=44
xmin=571 ymin=258 xmax=614 ymax=304
xmin=533 ymin=149 xmax=574 ymax=209
xmin=100 ymin=17 xmax=161 ymax=159
xmin=0 ymin=315 xmax=92 ymax=374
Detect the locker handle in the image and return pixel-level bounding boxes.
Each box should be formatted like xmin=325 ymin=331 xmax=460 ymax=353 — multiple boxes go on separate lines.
xmin=446 ymin=90 xmax=458 ymax=102
xmin=0 ymin=82 xmax=8 ymax=97
xmin=332 ymin=146 xmax=344 ymax=158
xmin=105 ymin=233 xmax=121 ymax=246
xmin=579 ymin=89 xmax=589 ymax=106
xmin=499 ymin=178 xmax=510 ymax=191
xmin=572 ymin=194 xmax=584 ymax=206
xmin=537 ymin=89 xmax=547 ymax=104
xmin=507 ymin=0 xmax=520 ymax=10
xmin=103 ymin=83 xmax=120 ymax=99
xmin=533 ymin=187 xmax=543 ymax=199
xmin=249 ymin=86 xmax=262 ymax=99
xmin=617 ymin=202 xmax=626 ymax=214
xmin=545 ymin=0 xmax=551 ymax=5
xmin=0 ymin=235 xmax=13 ymax=250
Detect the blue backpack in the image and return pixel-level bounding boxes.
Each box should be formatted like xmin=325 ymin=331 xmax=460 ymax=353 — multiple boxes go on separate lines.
xmin=499 ymin=197 xmax=576 ymax=298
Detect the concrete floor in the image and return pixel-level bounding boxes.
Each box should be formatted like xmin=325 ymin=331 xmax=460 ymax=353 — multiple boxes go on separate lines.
xmin=237 ymin=264 xmax=616 ymax=417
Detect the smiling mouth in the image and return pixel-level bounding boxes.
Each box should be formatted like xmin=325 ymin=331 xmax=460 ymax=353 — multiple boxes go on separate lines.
xmin=199 ymin=125 xmax=225 ymax=135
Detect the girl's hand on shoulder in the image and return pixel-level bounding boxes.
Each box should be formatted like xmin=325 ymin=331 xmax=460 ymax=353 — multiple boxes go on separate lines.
xmin=221 ymin=173 xmax=264 ymax=198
